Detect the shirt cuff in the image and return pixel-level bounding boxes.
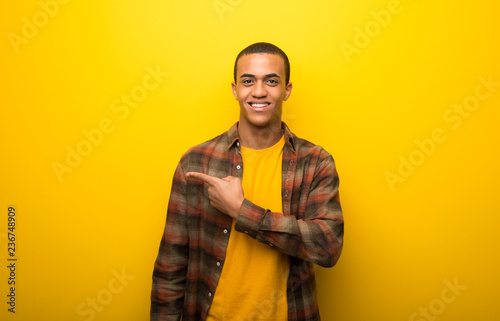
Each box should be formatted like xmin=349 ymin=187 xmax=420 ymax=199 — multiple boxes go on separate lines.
xmin=234 ymin=198 xmax=267 ymax=238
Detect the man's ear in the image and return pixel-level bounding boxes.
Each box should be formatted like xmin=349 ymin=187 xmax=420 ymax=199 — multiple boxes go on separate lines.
xmin=284 ymin=82 xmax=293 ymax=101
xmin=231 ymin=81 xmax=238 ymax=100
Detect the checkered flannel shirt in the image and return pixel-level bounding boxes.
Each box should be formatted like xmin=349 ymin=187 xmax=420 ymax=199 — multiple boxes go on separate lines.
xmin=151 ymin=122 xmax=344 ymax=321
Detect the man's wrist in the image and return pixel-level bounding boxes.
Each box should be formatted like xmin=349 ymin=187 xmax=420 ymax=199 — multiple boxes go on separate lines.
xmin=230 ymin=197 xmax=245 ymax=218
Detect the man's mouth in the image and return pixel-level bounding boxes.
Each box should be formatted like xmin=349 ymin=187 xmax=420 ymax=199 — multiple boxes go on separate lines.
xmin=249 ymin=102 xmax=270 ymax=111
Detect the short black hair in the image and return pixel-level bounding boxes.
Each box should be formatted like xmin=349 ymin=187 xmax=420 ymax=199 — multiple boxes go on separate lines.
xmin=233 ymin=42 xmax=291 ymax=85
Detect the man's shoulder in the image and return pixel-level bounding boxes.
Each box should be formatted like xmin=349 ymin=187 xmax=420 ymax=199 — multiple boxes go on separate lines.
xmin=177 ymin=129 xmax=231 ymax=169
xmin=291 ymin=134 xmax=338 ymax=177
xmin=292 ymin=132 xmax=333 ymax=162
xmin=185 ymin=130 xmax=229 ymax=154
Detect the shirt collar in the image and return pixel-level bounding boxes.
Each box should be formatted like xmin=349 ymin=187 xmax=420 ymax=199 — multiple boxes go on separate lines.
xmin=227 ymin=122 xmax=297 ymax=153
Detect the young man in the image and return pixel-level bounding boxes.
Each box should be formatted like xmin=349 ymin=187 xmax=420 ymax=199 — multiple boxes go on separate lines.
xmin=151 ymin=42 xmax=344 ymax=321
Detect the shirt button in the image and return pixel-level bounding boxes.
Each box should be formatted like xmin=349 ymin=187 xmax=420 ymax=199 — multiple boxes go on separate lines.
xmin=244 ymin=231 xmax=249 ymax=234
xmin=216 ymin=262 xmax=221 ymax=267
xmin=223 ymin=229 xmax=228 ymax=234
xmin=236 ymin=142 xmax=240 ymax=147
xmin=236 ymin=165 xmax=241 ymax=170
xmin=269 ymin=243 xmax=274 ymax=247
xmin=290 ymin=160 xmax=293 ymax=165
xmin=208 ymin=292 xmax=212 ymax=297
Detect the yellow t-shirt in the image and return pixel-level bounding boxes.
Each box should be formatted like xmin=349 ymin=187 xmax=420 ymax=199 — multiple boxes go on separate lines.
xmin=207 ymin=135 xmax=289 ymax=321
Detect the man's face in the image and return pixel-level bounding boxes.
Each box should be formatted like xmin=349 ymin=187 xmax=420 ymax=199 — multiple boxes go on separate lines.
xmin=232 ymin=53 xmax=292 ymax=130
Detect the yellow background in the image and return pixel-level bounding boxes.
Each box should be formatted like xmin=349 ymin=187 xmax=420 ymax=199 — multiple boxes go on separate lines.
xmin=1 ymin=0 xmax=499 ymax=320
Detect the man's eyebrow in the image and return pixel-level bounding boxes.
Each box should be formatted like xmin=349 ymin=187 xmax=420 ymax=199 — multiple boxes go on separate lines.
xmin=240 ymin=73 xmax=255 ymax=79
xmin=239 ymin=73 xmax=281 ymax=79
xmin=265 ymin=73 xmax=280 ymax=79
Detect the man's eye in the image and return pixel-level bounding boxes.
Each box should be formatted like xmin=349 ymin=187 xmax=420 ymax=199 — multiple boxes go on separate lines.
xmin=242 ymin=79 xmax=253 ymax=84
xmin=267 ymin=79 xmax=278 ymax=85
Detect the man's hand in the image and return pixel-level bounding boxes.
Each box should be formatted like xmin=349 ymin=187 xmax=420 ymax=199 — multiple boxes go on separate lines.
xmin=186 ymin=172 xmax=244 ymax=219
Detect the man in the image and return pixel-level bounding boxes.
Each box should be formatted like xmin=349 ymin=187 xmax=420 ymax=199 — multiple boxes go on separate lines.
xmin=151 ymin=42 xmax=344 ymax=321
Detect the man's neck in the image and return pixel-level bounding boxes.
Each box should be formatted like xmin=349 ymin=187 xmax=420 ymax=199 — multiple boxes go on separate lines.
xmin=238 ymin=120 xmax=283 ymax=150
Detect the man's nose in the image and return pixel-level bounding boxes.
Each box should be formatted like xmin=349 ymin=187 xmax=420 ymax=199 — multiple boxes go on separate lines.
xmin=252 ymin=81 xmax=267 ymax=97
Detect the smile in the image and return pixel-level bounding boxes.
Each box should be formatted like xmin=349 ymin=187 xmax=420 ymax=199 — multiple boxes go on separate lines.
xmin=249 ymin=103 xmax=271 ymax=111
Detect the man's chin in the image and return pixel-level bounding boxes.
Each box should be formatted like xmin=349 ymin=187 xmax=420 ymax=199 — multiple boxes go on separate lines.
xmin=246 ymin=119 xmax=282 ymax=130
xmin=240 ymin=111 xmax=281 ymax=128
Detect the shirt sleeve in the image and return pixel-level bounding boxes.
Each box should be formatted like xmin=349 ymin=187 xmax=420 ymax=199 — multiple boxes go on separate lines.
xmin=234 ymin=152 xmax=344 ymax=268
xmin=151 ymin=161 xmax=189 ymax=321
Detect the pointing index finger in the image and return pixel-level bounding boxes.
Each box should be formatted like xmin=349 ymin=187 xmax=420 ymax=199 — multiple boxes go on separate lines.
xmin=186 ymin=172 xmax=219 ymax=185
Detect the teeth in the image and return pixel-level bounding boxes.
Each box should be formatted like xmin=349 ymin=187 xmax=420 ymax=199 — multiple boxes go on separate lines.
xmin=251 ymin=103 xmax=268 ymax=108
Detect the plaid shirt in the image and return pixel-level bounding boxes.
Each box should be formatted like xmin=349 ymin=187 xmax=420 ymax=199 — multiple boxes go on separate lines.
xmin=151 ymin=122 xmax=344 ymax=321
